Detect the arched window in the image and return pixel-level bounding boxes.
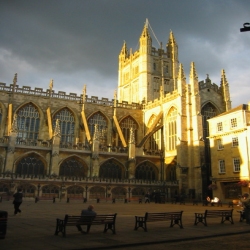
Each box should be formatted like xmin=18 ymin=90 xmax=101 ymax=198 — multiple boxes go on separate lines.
xmin=53 ymin=108 xmax=75 ymax=143
xmin=67 ymin=185 xmax=84 ymax=198
xmin=89 ymin=186 xmax=105 ymax=199
xmin=59 ymin=158 xmax=86 ymax=177
xmin=18 ymin=184 xmax=35 ymax=197
xmin=119 ymin=116 xmax=138 ymax=146
xmin=41 ymin=185 xmax=59 ymax=198
xmin=135 ymin=161 xmax=157 ymax=181
xmin=166 ymin=107 xmax=177 ymax=151
xmin=16 ymin=103 xmax=40 ymax=140
xmin=16 ymin=155 xmax=45 ymax=176
xmin=99 ymin=159 xmax=123 ymax=179
xmin=201 ymin=103 xmax=218 ymax=138
xmin=88 ymin=112 xmax=107 ymax=145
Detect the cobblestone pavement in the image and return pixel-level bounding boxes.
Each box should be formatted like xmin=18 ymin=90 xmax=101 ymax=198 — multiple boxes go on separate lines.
xmin=0 ymin=199 xmax=250 ymax=250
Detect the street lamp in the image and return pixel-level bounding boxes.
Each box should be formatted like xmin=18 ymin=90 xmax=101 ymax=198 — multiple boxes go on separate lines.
xmin=240 ymin=23 xmax=250 ymax=32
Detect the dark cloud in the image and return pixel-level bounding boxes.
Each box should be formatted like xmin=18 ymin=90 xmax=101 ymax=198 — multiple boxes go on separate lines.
xmin=0 ymin=0 xmax=249 ymax=106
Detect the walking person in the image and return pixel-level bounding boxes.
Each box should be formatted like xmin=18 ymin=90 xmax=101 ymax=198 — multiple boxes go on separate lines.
xmin=241 ymin=193 xmax=250 ymax=224
xmin=144 ymin=193 xmax=150 ymax=203
xmin=13 ymin=188 xmax=23 ymax=215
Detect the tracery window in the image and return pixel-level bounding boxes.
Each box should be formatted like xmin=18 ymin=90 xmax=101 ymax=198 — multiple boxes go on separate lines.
xmin=201 ymin=103 xmax=218 ymax=137
xmin=99 ymin=159 xmax=123 ymax=179
xmin=59 ymin=158 xmax=85 ymax=177
xmin=135 ymin=161 xmax=157 ymax=181
xmin=53 ymin=108 xmax=75 ymax=143
xmin=16 ymin=155 xmax=45 ymax=176
xmin=88 ymin=112 xmax=107 ymax=145
xmin=119 ymin=116 xmax=138 ymax=146
xmin=166 ymin=107 xmax=177 ymax=151
xmin=16 ymin=103 xmax=40 ymax=140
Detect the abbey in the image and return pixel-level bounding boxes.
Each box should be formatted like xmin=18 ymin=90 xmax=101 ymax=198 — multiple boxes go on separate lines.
xmin=0 ymin=21 xmax=231 ymax=202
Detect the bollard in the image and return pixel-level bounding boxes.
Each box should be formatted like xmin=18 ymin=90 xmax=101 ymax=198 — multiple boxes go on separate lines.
xmin=35 ymin=197 xmax=39 ymax=203
xmin=67 ymin=198 xmax=69 ymax=203
xmin=97 ymin=198 xmax=100 ymax=203
xmin=0 ymin=210 xmax=8 ymax=239
xmin=53 ymin=197 xmax=55 ymax=203
xmin=124 ymin=198 xmax=127 ymax=203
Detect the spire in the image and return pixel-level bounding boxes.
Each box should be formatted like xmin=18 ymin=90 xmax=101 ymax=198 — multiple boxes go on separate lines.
xmin=220 ymin=69 xmax=231 ymax=111
xmin=140 ymin=19 xmax=151 ymax=39
xmin=168 ymin=30 xmax=177 ymax=45
xmin=10 ymin=114 xmax=18 ymax=133
xmin=178 ymin=64 xmax=185 ymax=80
xmin=129 ymin=128 xmax=135 ymax=144
xmin=93 ymin=124 xmax=99 ymax=141
xmin=53 ymin=119 xmax=61 ymax=137
xmin=120 ymin=41 xmax=128 ymax=58
xmin=189 ymin=62 xmax=198 ymax=80
xmin=13 ymin=73 xmax=17 ymax=86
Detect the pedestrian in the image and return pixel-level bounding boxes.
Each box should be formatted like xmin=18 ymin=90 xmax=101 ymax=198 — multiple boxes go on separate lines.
xmin=144 ymin=193 xmax=150 ymax=203
xmin=76 ymin=204 xmax=96 ymax=233
xmin=241 ymin=193 xmax=250 ymax=224
xmin=13 ymin=188 xmax=23 ymax=215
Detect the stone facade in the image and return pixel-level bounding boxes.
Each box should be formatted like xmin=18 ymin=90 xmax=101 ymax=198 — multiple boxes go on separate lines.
xmin=0 ymin=21 xmax=231 ymax=202
xmin=208 ymin=104 xmax=250 ymax=202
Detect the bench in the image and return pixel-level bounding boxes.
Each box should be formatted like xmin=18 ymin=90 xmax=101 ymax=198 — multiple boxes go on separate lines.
xmin=54 ymin=213 xmax=117 ymax=237
xmin=134 ymin=211 xmax=183 ymax=232
xmin=194 ymin=209 xmax=234 ymax=226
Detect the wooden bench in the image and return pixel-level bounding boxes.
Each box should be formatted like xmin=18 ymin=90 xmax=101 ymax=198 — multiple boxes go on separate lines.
xmin=194 ymin=209 xmax=234 ymax=226
xmin=54 ymin=213 xmax=117 ymax=237
xmin=134 ymin=211 xmax=183 ymax=232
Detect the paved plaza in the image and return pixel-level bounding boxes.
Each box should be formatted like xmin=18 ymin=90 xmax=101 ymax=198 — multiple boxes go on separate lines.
xmin=1 ymin=199 xmax=250 ymax=250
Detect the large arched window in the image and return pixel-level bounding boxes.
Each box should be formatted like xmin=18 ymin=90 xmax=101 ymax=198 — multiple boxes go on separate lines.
xmin=135 ymin=161 xmax=157 ymax=181
xmin=59 ymin=158 xmax=86 ymax=177
xmin=53 ymin=108 xmax=75 ymax=143
xmin=16 ymin=154 xmax=45 ymax=176
xmin=88 ymin=112 xmax=107 ymax=145
xmin=119 ymin=116 xmax=138 ymax=146
xmin=16 ymin=103 xmax=40 ymax=140
xmin=201 ymin=103 xmax=218 ymax=138
xmin=99 ymin=159 xmax=123 ymax=179
xmin=166 ymin=107 xmax=177 ymax=151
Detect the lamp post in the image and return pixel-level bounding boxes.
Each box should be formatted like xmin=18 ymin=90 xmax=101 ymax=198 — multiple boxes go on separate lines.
xmin=85 ymin=185 xmax=88 ymax=202
xmin=240 ymin=23 xmax=250 ymax=32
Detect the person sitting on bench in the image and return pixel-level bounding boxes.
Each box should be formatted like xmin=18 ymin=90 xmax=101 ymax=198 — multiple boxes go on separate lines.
xmin=76 ymin=205 xmax=96 ymax=233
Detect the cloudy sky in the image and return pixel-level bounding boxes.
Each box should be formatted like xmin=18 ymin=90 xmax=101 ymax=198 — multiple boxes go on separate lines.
xmin=1 ymin=0 xmax=249 ymax=107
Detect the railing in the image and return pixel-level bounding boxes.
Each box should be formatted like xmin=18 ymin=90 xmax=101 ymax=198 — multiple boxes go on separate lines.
xmin=0 ymin=173 xmax=179 ymax=187
xmin=0 ymin=83 xmax=142 ymax=109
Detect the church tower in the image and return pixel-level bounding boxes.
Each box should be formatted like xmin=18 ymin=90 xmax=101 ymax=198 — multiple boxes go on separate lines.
xmin=117 ymin=20 xmax=179 ymax=104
